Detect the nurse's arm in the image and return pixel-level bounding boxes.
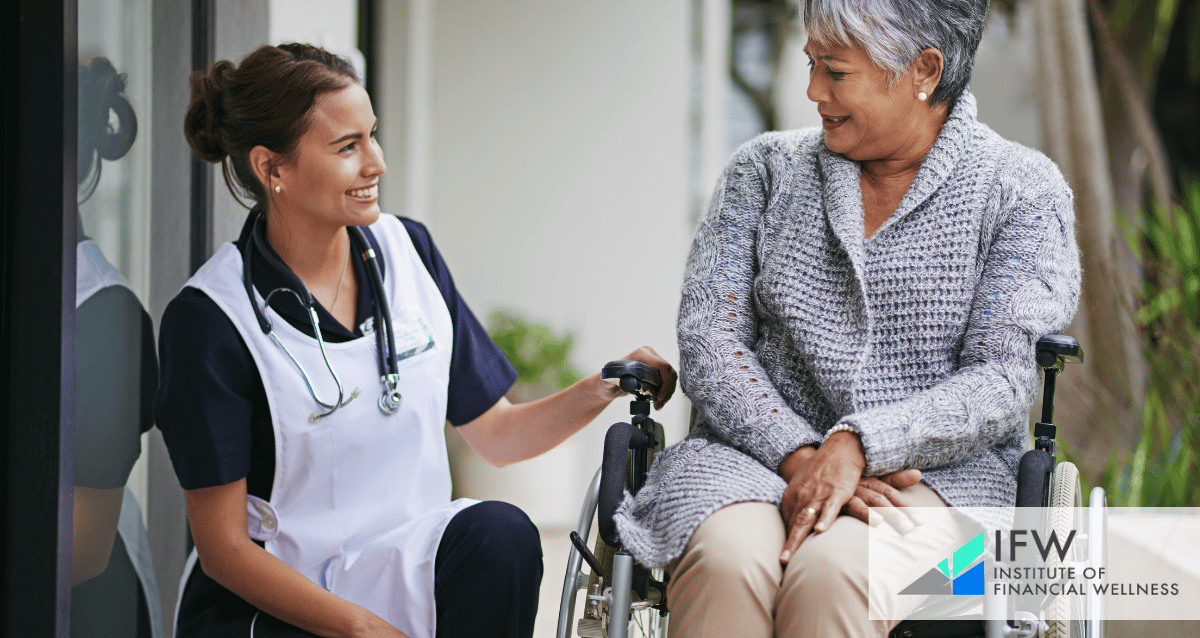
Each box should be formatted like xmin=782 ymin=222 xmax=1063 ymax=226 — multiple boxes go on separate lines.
xmin=71 ymin=486 xmax=124 ymax=586
xmin=185 ymin=479 xmax=409 ymax=638
xmin=457 ymin=345 xmax=676 ymax=467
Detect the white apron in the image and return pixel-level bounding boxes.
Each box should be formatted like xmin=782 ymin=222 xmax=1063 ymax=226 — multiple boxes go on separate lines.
xmin=184 ymin=215 xmax=475 ymax=638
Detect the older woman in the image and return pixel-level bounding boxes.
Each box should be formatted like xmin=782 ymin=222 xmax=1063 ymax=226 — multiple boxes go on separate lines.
xmin=614 ymin=0 xmax=1080 ymax=635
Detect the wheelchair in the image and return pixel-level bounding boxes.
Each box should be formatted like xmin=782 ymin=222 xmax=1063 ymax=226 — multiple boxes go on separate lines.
xmin=556 ymin=335 xmax=1106 ymax=638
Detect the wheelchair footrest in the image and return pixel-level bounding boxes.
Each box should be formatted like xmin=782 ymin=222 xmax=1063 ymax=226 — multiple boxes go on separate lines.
xmin=577 ymin=617 xmax=605 ymax=638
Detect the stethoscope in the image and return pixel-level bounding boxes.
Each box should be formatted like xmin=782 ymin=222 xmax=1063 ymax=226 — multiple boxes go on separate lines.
xmin=242 ymin=211 xmax=403 ymax=422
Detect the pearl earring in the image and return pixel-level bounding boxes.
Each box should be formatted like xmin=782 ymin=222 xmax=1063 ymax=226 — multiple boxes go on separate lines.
xmin=274 ymin=184 xmax=281 ymax=193
xmin=918 ymin=91 xmax=928 ymax=102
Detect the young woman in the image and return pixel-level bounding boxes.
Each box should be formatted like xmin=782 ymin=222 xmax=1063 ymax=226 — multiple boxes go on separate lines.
xmin=155 ymin=43 xmax=675 ymax=638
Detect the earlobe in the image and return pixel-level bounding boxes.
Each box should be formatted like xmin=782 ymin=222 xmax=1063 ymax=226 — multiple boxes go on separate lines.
xmin=915 ymin=48 xmax=944 ymax=97
xmin=248 ymin=145 xmax=279 ymax=195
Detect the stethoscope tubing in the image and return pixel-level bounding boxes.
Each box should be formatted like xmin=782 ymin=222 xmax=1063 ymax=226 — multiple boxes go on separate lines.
xmin=348 ymin=227 xmax=404 ymax=414
xmin=242 ymin=212 xmax=400 ymax=420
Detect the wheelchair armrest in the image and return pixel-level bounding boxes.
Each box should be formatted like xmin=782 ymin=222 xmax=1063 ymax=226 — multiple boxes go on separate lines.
xmin=598 ymin=422 xmax=653 ymax=547
xmin=1035 ymin=334 xmax=1083 ymax=369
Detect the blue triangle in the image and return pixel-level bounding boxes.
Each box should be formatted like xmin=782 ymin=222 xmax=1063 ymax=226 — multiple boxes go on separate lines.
xmin=951 ymin=560 xmax=985 ymax=596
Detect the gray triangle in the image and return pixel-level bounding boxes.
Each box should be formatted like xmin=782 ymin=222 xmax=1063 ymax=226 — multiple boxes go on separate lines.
xmin=900 ymin=567 xmax=953 ymax=596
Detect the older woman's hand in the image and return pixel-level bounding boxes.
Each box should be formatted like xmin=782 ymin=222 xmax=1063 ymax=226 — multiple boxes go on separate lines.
xmin=842 ymin=469 xmax=924 ymax=534
xmin=778 ymin=432 xmax=865 ymax=563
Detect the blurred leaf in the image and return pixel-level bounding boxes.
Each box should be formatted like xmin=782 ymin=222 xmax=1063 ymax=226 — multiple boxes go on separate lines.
xmin=1127 ymin=391 xmax=1162 ymax=507
xmin=1176 ymin=207 xmax=1198 ymax=268
xmin=488 ymin=309 xmax=583 ymax=396
xmin=1141 ymin=0 xmax=1181 ymax=76
xmin=1108 ymin=0 xmax=1143 ymax=34
xmin=1185 ymin=274 xmax=1200 ymax=324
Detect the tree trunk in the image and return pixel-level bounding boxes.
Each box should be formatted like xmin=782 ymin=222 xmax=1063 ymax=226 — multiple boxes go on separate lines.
xmin=1034 ymin=0 xmax=1147 ymax=481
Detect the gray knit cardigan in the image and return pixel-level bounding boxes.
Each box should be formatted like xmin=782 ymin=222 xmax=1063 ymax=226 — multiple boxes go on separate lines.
xmin=614 ymin=93 xmax=1081 ymax=568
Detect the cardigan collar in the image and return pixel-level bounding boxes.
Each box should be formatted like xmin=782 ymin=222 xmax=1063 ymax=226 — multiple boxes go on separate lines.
xmin=817 ymin=91 xmax=978 ymax=272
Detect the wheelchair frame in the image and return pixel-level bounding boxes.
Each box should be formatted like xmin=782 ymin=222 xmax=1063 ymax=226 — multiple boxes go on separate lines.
xmin=558 ymin=336 xmax=1107 ymax=638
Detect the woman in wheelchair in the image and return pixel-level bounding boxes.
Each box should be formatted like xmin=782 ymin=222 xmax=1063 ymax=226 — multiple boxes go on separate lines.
xmin=613 ymin=0 xmax=1081 ymax=636
xmin=156 ymin=44 xmax=676 ymax=638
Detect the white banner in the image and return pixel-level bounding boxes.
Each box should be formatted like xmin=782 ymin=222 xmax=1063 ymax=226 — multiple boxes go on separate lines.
xmin=866 ymin=506 xmax=1200 ymax=622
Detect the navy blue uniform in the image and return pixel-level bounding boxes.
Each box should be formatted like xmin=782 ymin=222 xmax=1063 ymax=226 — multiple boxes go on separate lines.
xmin=156 ymin=212 xmax=540 ymax=638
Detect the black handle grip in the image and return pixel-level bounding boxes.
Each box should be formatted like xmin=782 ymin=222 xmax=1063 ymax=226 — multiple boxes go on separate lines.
xmin=1035 ymin=334 xmax=1083 ymax=368
xmin=601 ymin=360 xmax=662 ymax=396
xmin=598 ymin=422 xmax=652 ymax=547
xmin=570 ymin=531 xmax=606 ymax=579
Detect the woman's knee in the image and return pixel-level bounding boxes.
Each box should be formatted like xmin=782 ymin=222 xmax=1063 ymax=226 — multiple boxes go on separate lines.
xmin=436 ymin=501 xmax=542 ymax=587
xmin=435 ymin=502 xmax=540 ymax=637
xmin=672 ymin=502 xmax=784 ymax=588
xmin=780 ymin=518 xmax=869 ymax=601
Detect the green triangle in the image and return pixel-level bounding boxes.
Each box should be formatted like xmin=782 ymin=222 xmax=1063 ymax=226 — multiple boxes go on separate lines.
xmin=951 ymin=533 xmax=985 ymax=577
xmin=936 ymin=558 xmax=951 ymax=578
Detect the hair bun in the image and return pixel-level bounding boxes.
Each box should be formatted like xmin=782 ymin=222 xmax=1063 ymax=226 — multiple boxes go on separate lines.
xmin=184 ymin=60 xmax=234 ymax=163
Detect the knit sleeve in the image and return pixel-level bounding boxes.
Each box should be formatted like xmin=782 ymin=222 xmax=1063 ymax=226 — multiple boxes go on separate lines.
xmin=678 ymin=140 xmax=824 ymax=472
xmin=847 ymin=161 xmax=1081 ymax=475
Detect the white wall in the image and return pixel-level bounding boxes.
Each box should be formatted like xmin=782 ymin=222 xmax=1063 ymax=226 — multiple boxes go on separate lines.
xmin=269 ymin=0 xmax=363 ymax=79
xmin=972 ymin=7 xmax=1042 ymax=150
xmin=378 ymin=0 xmax=694 ymax=528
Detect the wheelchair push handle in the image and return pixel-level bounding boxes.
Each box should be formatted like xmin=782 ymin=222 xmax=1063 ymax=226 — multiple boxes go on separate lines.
xmin=1034 ymin=334 xmax=1084 ymax=430
xmin=602 ymin=360 xmax=662 ymax=397
xmin=1035 ymin=334 xmax=1083 ymax=369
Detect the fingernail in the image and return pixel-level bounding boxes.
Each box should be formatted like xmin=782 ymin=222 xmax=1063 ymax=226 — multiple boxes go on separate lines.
xmin=815 ymin=522 xmax=826 ymax=532
xmin=780 ymin=550 xmax=791 ymax=562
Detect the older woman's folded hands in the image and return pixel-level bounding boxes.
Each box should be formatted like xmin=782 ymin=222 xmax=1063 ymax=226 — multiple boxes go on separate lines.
xmin=777 ymin=436 xmax=924 ymax=564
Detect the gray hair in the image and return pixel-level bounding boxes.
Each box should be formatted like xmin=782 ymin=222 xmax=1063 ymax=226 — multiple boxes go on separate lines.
xmin=802 ymin=0 xmax=988 ymax=105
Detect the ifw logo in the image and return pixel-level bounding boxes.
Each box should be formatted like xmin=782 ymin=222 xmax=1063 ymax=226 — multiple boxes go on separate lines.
xmin=900 ymin=532 xmax=986 ymax=596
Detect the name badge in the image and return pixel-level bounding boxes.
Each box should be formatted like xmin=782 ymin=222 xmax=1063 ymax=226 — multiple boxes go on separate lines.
xmin=389 ymin=304 xmax=437 ymax=364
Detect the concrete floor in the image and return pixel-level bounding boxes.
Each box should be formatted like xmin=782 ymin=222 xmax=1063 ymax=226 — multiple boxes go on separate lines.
xmin=534 ymin=528 xmax=579 ymax=638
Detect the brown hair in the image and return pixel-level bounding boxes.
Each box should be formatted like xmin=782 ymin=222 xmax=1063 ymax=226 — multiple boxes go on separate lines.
xmin=183 ymin=43 xmax=359 ymax=207
xmin=78 ymin=57 xmax=138 ymax=203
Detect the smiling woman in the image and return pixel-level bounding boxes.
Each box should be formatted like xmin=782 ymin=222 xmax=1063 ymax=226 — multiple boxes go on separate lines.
xmin=157 ymin=43 xmax=677 ymax=638
xmin=612 ymin=0 xmax=1082 ymax=636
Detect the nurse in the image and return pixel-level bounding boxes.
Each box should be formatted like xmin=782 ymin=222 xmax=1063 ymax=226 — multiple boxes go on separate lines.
xmin=155 ymin=43 xmax=675 ymax=638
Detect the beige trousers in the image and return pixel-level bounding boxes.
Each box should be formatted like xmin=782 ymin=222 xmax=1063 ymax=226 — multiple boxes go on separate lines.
xmin=665 ymin=483 xmax=970 ymax=638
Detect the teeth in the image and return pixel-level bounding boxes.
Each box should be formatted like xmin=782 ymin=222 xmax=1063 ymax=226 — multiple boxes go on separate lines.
xmin=348 ymin=185 xmax=378 ymax=199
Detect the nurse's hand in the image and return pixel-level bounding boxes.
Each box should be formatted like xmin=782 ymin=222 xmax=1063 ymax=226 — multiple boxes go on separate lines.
xmin=460 ymin=346 xmax=676 ymax=467
xmin=599 ymin=345 xmax=678 ymax=410
xmin=186 ymin=479 xmax=413 ymax=638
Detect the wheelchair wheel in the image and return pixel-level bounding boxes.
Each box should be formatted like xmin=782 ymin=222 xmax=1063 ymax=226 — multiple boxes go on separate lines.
xmin=1084 ymin=487 xmax=1106 ymax=638
xmin=558 ymin=468 xmax=668 ymax=638
xmin=1044 ymin=462 xmax=1087 ymax=638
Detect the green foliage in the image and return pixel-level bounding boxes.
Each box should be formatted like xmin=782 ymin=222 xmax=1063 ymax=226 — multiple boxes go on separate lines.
xmin=488 ymin=309 xmax=583 ymax=392
xmin=1065 ymin=391 xmax=1200 ymax=507
xmin=1080 ymin=178 xmax=1200 ymax=507
xmin=1131 ymin=179 xmax=1200 ymax=327
xmin=1105 ymin=0 xmax=1186 ymax=77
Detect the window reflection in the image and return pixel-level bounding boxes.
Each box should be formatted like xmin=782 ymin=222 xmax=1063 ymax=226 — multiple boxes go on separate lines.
xmin=72 ymin=52 xmax=161 ymax=638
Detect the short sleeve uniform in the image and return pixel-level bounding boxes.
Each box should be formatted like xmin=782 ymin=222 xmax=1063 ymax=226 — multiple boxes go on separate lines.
xmin=155 ymin=212 xmax=519 ymax=637
xmin=73 ymin=238 xmax=159 ymax=638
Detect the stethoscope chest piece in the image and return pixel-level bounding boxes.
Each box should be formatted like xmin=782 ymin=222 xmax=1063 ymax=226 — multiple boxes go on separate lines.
xmin=246 ymin=214 xmax=405 ymax=421
xmin=379 ymin=373 xmax=403 ymax=414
